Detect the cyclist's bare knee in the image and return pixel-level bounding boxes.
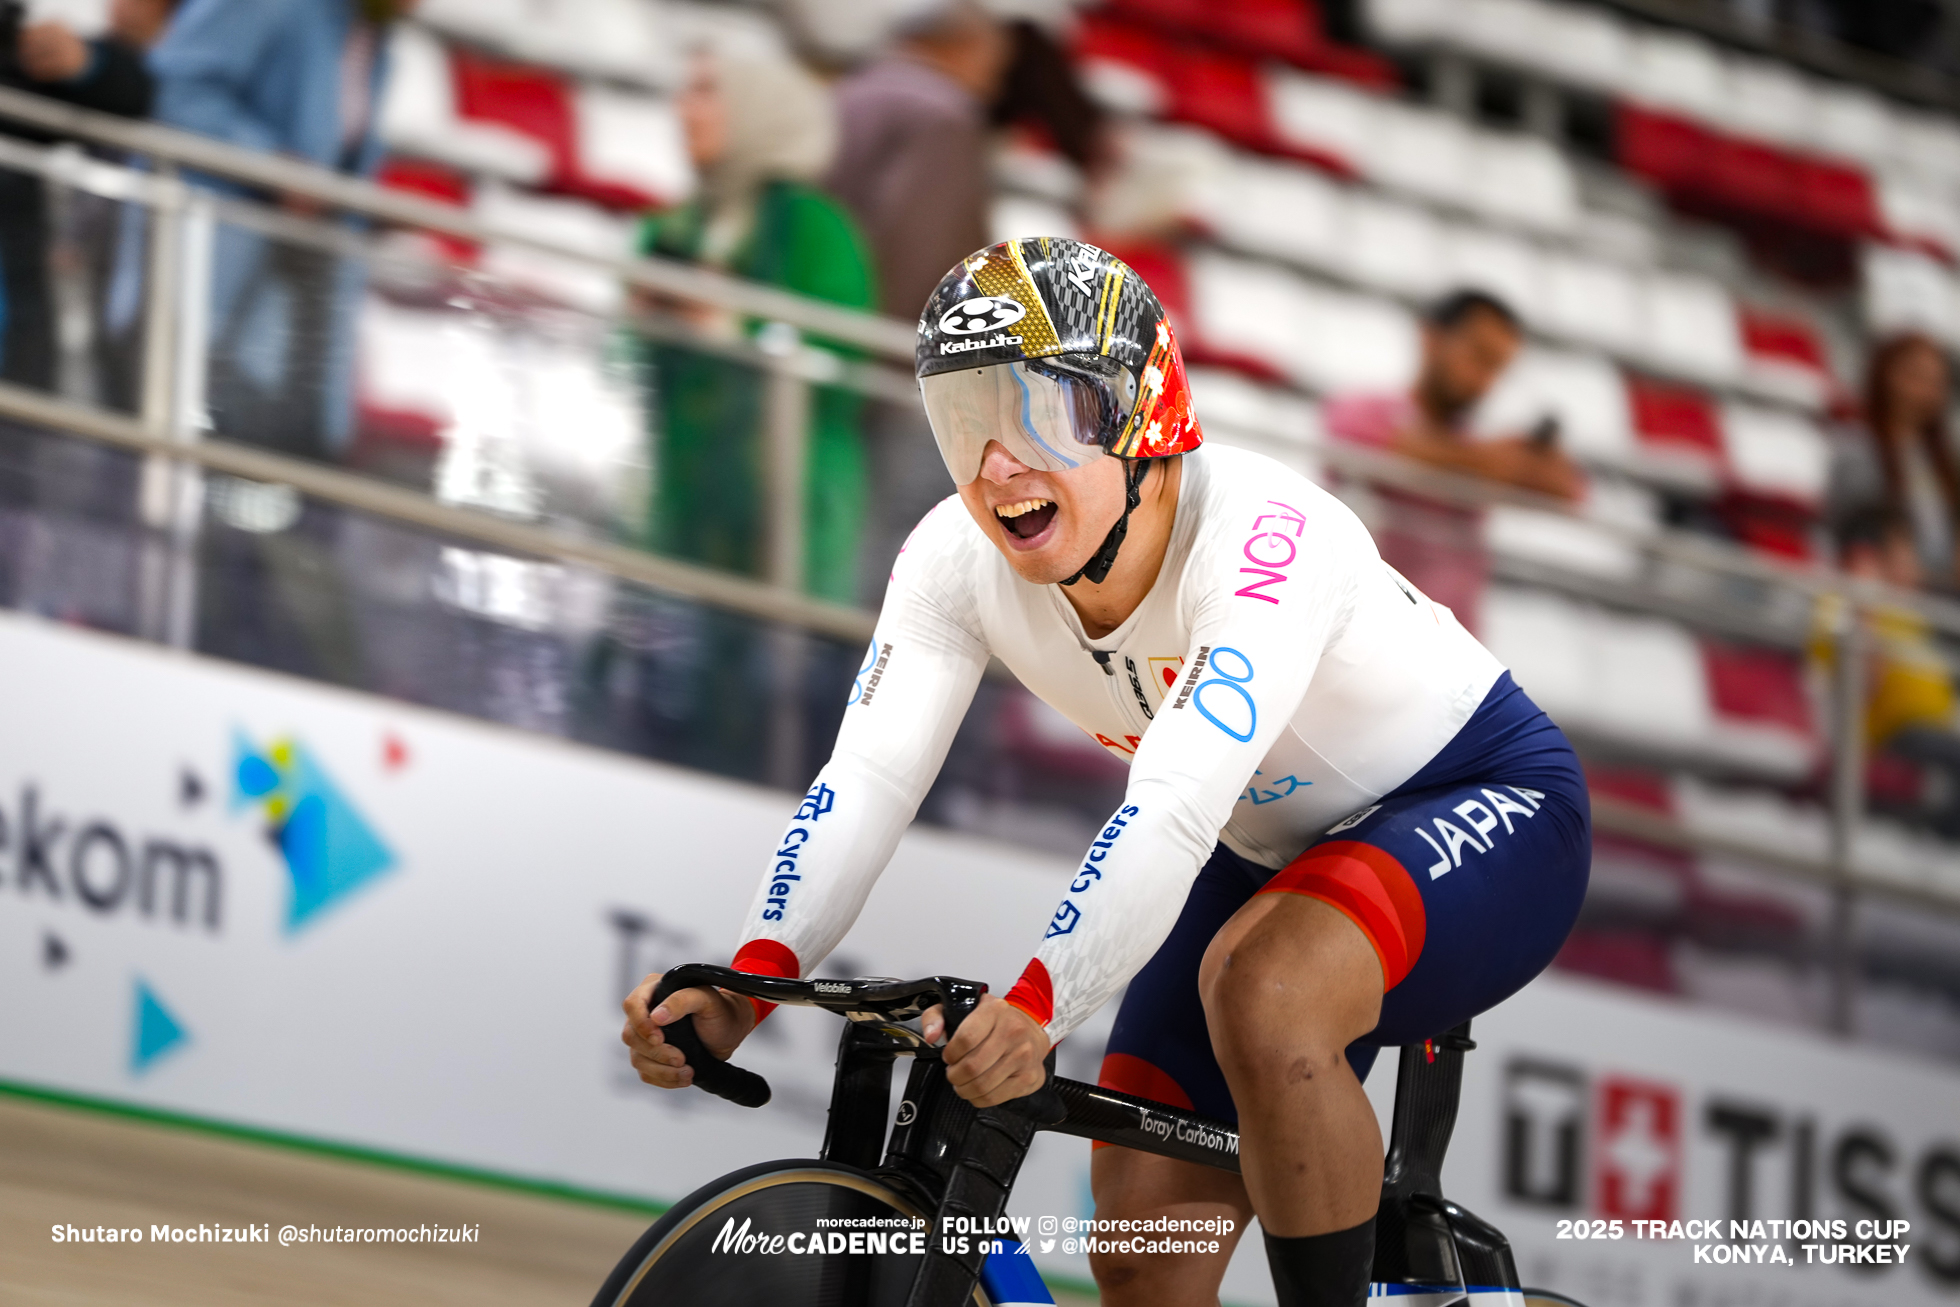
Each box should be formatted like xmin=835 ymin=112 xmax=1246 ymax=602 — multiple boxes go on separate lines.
xmin=1198 ymin=894 xmax=1380 ymax=1074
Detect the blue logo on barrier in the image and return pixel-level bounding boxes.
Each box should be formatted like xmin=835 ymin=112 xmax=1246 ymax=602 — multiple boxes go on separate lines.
xmin=131 ymin=978 xmax=188 ymax=1074
xmin=233 ymin=731 xmax=395 ymax=932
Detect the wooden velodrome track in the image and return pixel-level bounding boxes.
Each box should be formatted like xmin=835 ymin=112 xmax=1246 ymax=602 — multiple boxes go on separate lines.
xmin=0 ymin=1092 xmax=1101 ymax=1305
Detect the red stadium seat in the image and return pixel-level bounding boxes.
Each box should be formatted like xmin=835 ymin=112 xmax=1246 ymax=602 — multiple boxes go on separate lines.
xmin=1295 ymin=41 xmax=1399 ymax=89
xmin=375 ymin=157 xmax=479 ymax=264
xmin=1587 ymin=763 xmax=1677 ymax=814
xmin=1700 ymin=640 xmax=1817 ymax=744
xmin=1794 ymin=156 xmax=1882 ymax=240
xmin=1739 ymin=307 xmax=1836 ymax=407
xmin=1097 ymin=0 xmax=1395 ymax=84
xmin=378 ymin=156 xmax=471 ymax=208
xmin=1103 ymin=0 xmax=1208 ymax=30
xmin=1795 ymin=157 xmax=1881 ymax=240
xmin=1709 ymin=136 xmax=1799 ymax=215
xmin=1739 ymin=309 xmax=1830 ymax=377
xmin=1625 ymin=373 xmax=1723 ymax=470
xmin=450 ymin=48 xmax=578 ymax=185
xmin=1618 ymin=102 xmax=1883 ymax=246
xmin=1716 ymin=493 xmax=1817 ymax=561
xmin=1217 ymin=0 xmax=1322 ymax=64
xmin=1166 ymin=47 xmax=1278 ymax=153
xmin=1073 ymin=13 xmax=1176 ymax=115
xmin=1616 ymin=104 xmax=1714 ymax=192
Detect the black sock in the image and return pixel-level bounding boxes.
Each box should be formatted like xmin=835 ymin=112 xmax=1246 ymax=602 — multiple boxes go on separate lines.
xmin=1264 ymin=1217 xmax=1376 ymax=1307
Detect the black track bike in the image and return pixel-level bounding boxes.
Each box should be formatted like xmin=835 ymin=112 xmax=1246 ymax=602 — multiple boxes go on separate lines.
xmin=591 ymin=964 xmax=1589 ymax=1307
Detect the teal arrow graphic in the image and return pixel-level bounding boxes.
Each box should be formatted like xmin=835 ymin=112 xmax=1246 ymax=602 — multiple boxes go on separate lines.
xmin=131 ymin=978 xmax=188 ymax=1074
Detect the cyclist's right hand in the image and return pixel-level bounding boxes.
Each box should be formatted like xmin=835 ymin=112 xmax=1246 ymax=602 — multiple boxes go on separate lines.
xmin=620 ymin=972 xmax=758 ymax=1090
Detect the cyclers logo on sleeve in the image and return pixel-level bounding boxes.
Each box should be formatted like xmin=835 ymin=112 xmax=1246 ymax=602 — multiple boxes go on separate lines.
xmin=1171 ymin=646 xmax=1258 ymax=743
xmin=1069 ymin=805 xmax=1140 ymax=893
xmin=1047 ymin=803 xmax=1142 ymax=938
xmin=761 ymin=782 xmax=837 ymax=921
xmin=1045 ymin=900 xmax=1082 ymax=938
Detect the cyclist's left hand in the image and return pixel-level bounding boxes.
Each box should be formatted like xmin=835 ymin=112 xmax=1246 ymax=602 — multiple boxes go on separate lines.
xmin=923 ymin=993 xmax=1049 ymax=1107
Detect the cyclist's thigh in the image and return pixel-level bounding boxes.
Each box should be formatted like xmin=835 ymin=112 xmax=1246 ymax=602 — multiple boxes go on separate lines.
xmin=1257 ymin=759 xmax=1590 ymax=1047
xmin=1099 ymin=842 xmax=1266 ymax=1122
xmin=1088 ymin=1146 xmax=1251 ymax=1307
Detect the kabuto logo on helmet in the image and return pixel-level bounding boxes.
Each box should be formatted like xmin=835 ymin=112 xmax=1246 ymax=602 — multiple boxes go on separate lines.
xmin=939 ymin=295 xmax=1027 ymax=336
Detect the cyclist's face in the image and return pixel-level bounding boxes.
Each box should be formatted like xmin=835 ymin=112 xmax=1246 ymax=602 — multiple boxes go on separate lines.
xmin=958 ymin=439 xmax=1127 ymax=585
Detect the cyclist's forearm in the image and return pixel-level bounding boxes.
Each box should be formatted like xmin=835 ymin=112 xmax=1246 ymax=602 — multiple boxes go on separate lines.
xmin=1007 ymin=776 xmax=1229 ymax=1042
xmin=731 ymin=561 xmax=987 ymax=1003
xmin=732 ymin=759 xmax=918 ymax=993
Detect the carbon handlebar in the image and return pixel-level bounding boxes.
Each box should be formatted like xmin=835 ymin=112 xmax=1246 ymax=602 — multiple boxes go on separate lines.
xmin=646 ymin=964 xmax=991 ymax=1110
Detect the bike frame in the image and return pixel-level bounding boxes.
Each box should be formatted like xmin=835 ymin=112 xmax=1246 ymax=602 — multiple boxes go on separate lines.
xmin=648 ymin=964 xmax=1526 ymax=1307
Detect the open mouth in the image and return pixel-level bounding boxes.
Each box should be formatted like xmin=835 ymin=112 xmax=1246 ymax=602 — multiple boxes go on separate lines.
xmin=996 ymin=498 xmax=1058 ymax=541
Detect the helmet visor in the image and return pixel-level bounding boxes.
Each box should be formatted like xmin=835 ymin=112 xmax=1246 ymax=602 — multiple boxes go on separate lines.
xmin=920 ymin=360 xmax=1132 ymax=486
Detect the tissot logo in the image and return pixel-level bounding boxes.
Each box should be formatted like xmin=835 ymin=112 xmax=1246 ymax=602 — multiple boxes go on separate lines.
xmin=1501 ymin=1054 xmax=1960 ymax=1285
xmin=1504 ymin=1061 xmax=1683 ymax=1221
xmin=939 ymin=296 xmax=1026 ymax=336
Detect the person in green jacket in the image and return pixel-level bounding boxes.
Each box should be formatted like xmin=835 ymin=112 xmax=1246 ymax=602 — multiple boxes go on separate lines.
xmin=638 ymin=48 xmax=876 ymax=604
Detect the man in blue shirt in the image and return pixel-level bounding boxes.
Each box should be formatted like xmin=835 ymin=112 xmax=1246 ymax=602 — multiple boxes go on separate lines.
xmin=149 ymin=0 xmax=417 ymax=457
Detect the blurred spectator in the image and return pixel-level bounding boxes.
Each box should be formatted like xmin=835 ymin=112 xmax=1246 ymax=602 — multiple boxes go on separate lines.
xmin=989 ymin=17 xmax=1108 ymax=178
xmin=1830 ymin=332 xmax=1960 ymax=590
xmin=1328 ymin=290 xmax=1584 ymax=500
xmin=1818 ymin=505 xmax=1960 ymax=834
xmin=639 ymin=49 xmax=875 ymax=602
xmin=823 ymin=0 xmax=1008 ymax=321
xmin=107 ymin=0 xmax=178 ymax=48
xmin=83 ymin=0 xmax=181 ymax=412
xmin=148 ymin=0 xmax=418 ymax=459
xmin=823 ymin=0 xmax=1009 ymax=601
xmin=1838 ymin=507 xmax=1951 ymax=747
xmin=0 ymin=2 xmax=161 ymax=390
xmin=592 ymin=50 xmax=873 ymax=781
xmin=1323 ymin=288 xmax=1583 ymax=627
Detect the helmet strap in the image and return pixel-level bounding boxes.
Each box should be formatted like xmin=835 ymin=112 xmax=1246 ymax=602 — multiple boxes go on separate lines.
xmin=1061 ymin=459 xmax=1150 ymax=588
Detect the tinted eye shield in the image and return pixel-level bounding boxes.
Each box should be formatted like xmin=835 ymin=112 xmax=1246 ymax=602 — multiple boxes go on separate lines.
xmin=920 ymin=360 xmax=1137 ymax=487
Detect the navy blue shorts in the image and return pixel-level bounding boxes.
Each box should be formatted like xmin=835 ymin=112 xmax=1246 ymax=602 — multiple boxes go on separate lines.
xmin=1098 ymin=672 xmax=1590 ymax=1123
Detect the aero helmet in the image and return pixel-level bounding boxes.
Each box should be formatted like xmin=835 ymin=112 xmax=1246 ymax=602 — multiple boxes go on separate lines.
xmin=915 ymin=238 xmax=1203 ymax=585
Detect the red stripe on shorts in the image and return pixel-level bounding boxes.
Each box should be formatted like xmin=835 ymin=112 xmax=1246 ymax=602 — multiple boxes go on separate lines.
xmin=1091 ymin=1052 xmax=1197 ymax=1150
xmin=731 ymin=938 xmax=800 ymax=1023
xmin=1256 ymin=840 xmax=1427 ymax=989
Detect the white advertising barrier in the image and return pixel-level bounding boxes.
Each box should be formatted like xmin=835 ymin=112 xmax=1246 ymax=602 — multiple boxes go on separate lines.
xmin=2 ymin=612 xmax=1957 ymax=1306
xmin=1450 ymin=976 xmax=1960 ymax=1307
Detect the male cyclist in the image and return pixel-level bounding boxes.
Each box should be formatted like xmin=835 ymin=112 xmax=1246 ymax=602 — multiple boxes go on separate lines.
xmin=622 ymin=239 xmax=1591 ymax=1307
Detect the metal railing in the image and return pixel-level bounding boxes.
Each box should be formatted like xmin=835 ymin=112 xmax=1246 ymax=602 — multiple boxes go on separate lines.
xmin=0 ymin=84 xmax=1956 ymax=1032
